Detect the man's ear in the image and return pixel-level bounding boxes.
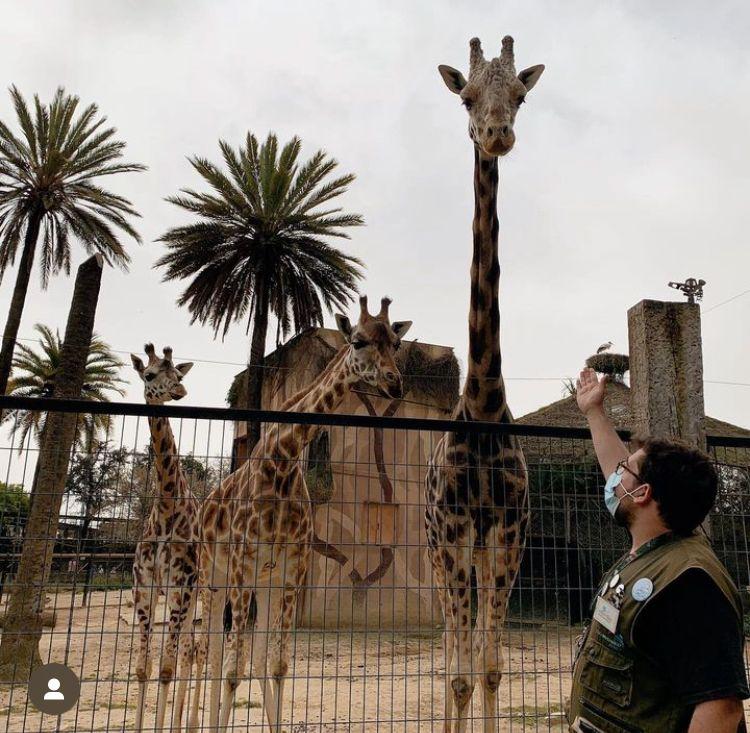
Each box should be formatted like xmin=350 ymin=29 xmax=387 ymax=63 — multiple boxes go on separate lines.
xmin=131 ymin=354 xmax=145 ymax=374
xmin=438 ymin=65 xmax=467 ymax=94
xmin=335 ymin=314 xmax=353 ymax=341
xmin=633 ymin=483 xmax=651 ymax=504
xmin=391 ymin=321 xmax=413 ymax=340
xmin=518 ymin=64 xmax=545 ymax=92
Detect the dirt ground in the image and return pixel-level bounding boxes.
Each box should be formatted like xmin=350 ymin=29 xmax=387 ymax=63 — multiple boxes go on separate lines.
xmin=0 ymin=590 xmax=744 ymax=732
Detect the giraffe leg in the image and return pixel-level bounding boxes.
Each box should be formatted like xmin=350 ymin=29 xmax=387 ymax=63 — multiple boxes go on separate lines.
xmin=249 ymin=585 xmax=279 ymax=732
xmin=476 ymin=528 xmax=517 ymax=733
xmin=188 ymin=582 xmax=214 ymax=733
xmin=187 ymin=612 xmax=204 ymax=733
xmin=220 ymin=585 xmax=255 ymax=729
xmin=132 ymin=569 xmax=156 ymax=733
xmin=443 ymin=518 xmax=475 ymax=733
xmin=433 ymin=558 xmax=455 ymax=733
xmin=171 ymin=589 xmax=197 ymax=733
xmin=268 ymin=539 xmax=309 ymax=733
xmin=154 ymin=583 xmax=193 ymax=733
xmin=206 ymin=588 xmax=226 ymax=733
xmin=427 ymin=541 xmax=454 ymax=733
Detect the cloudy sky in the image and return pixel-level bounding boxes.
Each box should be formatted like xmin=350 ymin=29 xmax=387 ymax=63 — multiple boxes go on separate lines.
xmin=1 ymin=0 xmax=748 ymax=430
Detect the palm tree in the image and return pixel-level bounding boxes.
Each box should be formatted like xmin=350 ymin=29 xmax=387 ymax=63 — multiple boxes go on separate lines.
xmin=0 ymin=86 xmax=144 ymax=396
xmin=157 ymin=132 xmax=364 ymax=450
xmin=3 ymin=323 xmax=126 ymax=451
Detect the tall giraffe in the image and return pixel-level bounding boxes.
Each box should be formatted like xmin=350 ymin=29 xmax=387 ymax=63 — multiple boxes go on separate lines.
xmin=130 ymin=344 xmax=197 ymax=733
xmin=194 ymin=296 xmax=411 ymax=733
xmin=425 ymin=36 xmax=544 ymax=733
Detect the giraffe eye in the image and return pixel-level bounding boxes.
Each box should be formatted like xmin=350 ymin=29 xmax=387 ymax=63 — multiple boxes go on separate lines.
xmin=517 ymin=95 xmax=526 ymax=106
xmin=352 ymin=340 xmax=368 ymax=349
xmin=462 ymin=98 xmax=474 ymax=111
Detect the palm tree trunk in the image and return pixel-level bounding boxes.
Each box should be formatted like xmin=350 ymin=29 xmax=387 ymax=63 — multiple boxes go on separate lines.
xmin=244 ymin=288 xmax=270 ymax=456
xmin=0 ymin=208 xmax=43 ymax=397
xmin=0 ymin=255 xmax=103 ymax=682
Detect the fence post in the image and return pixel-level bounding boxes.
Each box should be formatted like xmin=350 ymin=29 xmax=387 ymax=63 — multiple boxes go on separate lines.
xmin=627 ymin=299 xmax=706 ymax=449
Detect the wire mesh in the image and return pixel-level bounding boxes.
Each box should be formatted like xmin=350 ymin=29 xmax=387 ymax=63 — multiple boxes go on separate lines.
xmin=0 ymin=399 xmax=746 ymax=732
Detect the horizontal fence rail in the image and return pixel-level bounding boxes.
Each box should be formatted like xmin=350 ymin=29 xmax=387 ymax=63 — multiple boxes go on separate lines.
xmin=0 ymin=396 xmax=633 ymax=439
xmin=0 ymin=398 xmax=746 ymax=732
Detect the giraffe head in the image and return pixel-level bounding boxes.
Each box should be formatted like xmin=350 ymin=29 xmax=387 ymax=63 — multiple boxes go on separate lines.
xmin=335 ymin=296 xmax=412 ymax=400
xmin=130 ymin=344 xmax=194 ymax=404
xmin=439 ymin=36 xmax=544 ymax=157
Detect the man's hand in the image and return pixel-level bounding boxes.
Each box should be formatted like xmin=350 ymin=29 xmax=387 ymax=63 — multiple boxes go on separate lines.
xmin=576 ymin=367 xmax=607 ymax=416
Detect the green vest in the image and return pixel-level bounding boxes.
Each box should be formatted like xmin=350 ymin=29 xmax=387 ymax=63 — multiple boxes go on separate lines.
xmin=567 ymin=532 xmax=742 ymax=733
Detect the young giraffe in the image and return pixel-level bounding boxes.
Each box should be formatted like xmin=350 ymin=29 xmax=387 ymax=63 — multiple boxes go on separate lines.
xmin=130 ymin=344 xmax=197 ymax=733
xmin=196 ymin=296 xmax=411 ymax=733
xmin=425 ymin=37 xmax=544 ymax=733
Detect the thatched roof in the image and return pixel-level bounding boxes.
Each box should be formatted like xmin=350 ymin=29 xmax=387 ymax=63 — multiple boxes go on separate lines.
xmin=518 ymin=381 xmax=750 ymax=466
xmin=228 ymin=327 xmax=460 ymax=413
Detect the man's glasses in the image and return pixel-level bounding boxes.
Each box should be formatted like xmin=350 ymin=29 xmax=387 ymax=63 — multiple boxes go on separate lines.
xmin=616 ymin=458 xmax=644 ymax=485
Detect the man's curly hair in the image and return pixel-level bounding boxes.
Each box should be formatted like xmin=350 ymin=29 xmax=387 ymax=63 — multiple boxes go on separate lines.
xmin=631 ymin=436 xmax=718 ymax=536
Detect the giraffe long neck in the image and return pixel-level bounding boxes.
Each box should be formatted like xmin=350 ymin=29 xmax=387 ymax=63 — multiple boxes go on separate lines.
xmin=148 ymin=416 xmax=187 ymax=500
xmin=462 ymin=148 xmax=511 ymax=423
xmin=259 ymin=347 xmax=353 ymax=472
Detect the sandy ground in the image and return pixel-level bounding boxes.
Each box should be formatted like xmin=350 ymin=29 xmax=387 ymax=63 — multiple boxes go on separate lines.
xmin=0 ymin=590 xmax=743 ymax=732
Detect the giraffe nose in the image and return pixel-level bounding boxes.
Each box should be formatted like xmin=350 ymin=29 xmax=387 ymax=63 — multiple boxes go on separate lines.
xmin=487 ymin=124 xmax=511 ymax=138
xmin=384 ymin=370 xmax=399 ymax=384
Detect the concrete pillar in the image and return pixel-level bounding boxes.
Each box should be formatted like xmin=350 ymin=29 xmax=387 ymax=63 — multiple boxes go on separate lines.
xmin=627 ymin=300 xmax=706 ymax=449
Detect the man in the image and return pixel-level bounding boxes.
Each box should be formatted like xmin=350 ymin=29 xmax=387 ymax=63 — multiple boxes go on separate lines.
xmin=568 ymin=368 xmax=748 ymax=733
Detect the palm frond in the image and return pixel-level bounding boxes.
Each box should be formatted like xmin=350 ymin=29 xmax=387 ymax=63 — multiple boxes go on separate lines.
xmin=5 ymin=323 xmax=125 ymax=450
xmin=0 ymin=86 xmax=143 ymax=291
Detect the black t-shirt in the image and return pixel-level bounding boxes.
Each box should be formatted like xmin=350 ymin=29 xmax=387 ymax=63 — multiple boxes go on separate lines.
xmin=634 ymin=567 xmax=749 ymax=724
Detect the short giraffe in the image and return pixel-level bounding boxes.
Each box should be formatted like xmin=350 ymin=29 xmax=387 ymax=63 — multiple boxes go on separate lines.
xmin=426 ymin=36 xmax=544 ymax=733
xmin=130 ymin=344 xmax=197 ymax=733
xmin=194 ymin=296 xmax=412 ymax=733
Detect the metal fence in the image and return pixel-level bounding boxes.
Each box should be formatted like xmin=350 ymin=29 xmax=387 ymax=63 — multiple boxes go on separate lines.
xmin=0 ymin=398 xmax=747 ymax=732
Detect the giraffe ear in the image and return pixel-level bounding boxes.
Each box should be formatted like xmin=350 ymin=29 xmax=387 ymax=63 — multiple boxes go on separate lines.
xmin=518 ymin=64 xmax=544 ymax=93
xmin=335 ymin=314 xmax=353 ymax=341
xmin=391 ymin=321 xmax=413 ymax=340
xmin=438 ymin=65 xmax=467 ymax=94
xmin=176 ymin=362 xmax=193 ymax=377
xmin=131 ymin=354 xmax=145 ymax=374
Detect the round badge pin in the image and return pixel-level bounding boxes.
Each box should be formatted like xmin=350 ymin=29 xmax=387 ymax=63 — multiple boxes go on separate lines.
xmin=631 ymin=577 xmax=654 ymax=602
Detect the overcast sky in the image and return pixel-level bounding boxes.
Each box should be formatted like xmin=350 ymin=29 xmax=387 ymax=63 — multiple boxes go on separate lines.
xmin=1 ymin=0 xmax=748 ymax=431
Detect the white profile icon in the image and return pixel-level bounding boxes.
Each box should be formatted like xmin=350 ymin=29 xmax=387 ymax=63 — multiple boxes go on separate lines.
xmin=43 ymin=677 xmax=64 ymax=701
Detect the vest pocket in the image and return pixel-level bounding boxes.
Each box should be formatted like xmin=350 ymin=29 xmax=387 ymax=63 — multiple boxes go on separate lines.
xmin=579 ymin=642 xmax=634 ymax=708
xmin=577 ymin=702 xmax=643 ymax=733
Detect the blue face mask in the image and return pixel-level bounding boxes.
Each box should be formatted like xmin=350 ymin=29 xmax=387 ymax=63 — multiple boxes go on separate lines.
xmin=604 ymin=468 xmax=644 ymax=518
xmin=603 ymin=471 xmax=623 ymax=517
